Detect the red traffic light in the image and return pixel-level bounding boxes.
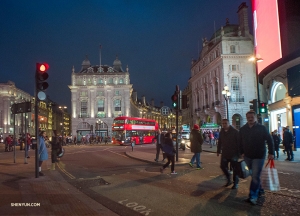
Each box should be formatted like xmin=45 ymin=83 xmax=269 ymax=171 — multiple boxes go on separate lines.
xmin=261 ymin=103 xmax=265 ymax=107
xmin=171 ymin=94 xmax=178 ymax=101
xmin=36 ymin=63 xmax=49 ymax=72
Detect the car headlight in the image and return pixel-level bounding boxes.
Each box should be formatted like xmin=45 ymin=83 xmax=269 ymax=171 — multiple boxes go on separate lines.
xmin=122 ymin=141 xmax=124 ymax=143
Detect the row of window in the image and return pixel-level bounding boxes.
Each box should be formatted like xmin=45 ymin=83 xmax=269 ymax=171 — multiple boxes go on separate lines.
xmin=80 ymin=100 xmax=122 ymax=116
xmin=80 ymin=90 xmax=122 ymax=97
xmin=76 ymin=77 xmax=127 ymax=86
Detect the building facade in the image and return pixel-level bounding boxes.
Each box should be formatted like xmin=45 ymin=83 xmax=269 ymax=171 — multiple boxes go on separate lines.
xmin=69 ymin=56 xmax=132 ymax=140
xmin=189 ymin=3 xmax=256 ymax=129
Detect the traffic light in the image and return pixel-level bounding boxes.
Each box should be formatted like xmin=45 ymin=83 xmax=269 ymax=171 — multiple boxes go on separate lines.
xmin=249 ymin=99 xmax=258 ymax=113
xmin=36 ymin=63 xmax=49 ymax=101
xmin=259 ymin=102 xmax=267 ymax=113
xmin=171 ymin=92 xmax=178 ymax=109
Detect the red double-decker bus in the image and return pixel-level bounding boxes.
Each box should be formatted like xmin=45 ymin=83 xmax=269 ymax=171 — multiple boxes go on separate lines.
xmin=112 ymin=116 xmax=159 ymax=145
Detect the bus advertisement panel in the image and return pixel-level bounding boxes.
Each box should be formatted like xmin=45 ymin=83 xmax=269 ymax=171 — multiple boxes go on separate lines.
xmin=112 ymin=116 xmax=159 ymax=145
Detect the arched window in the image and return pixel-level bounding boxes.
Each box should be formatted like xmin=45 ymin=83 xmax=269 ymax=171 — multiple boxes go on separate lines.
xmin=114 ymin=99 xmax=121 ymax=111
xmin=97 ymin=99 xmax=104 ymax=112
xmin=98 ymin=78 xmax=103 ymax=84
xmin=230 ymin=45 xmax=235 ymax=53
xmin=230 ymin=76 xmax=241 ymax=102
xmin=272 ymin=82 xmax=287 ymax=103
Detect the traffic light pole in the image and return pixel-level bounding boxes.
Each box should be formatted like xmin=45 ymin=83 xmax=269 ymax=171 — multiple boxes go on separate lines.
xmin=35 ymin=74 xmax=39 ymax=178
xmin=175 ymin=86 xmax=179 ymax=162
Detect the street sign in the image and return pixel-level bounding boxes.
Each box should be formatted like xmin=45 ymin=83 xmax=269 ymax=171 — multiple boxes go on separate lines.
xmin=11 ymin=102 xmax=32 ymax=114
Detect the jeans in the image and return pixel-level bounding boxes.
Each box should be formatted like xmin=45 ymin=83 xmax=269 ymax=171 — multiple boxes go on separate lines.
xmin=163 ymin=155 xmax=175 ymax=172
xmin=220 ymin=158 xmax=239 ymax=185
xmin=190 ymin=153 xmax=201 ymax=168
xmin=244 ymin=157 xmax=265 ymax=201
xmin=155 ymin=144 xmax=163 ymax=161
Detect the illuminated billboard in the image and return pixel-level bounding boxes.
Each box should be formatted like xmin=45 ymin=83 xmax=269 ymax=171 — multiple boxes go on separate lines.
xmin=252 ymin=0 xmax=282 ymax=74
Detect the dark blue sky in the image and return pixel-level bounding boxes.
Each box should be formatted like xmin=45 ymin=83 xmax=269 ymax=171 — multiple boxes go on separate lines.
xmin=0 ymin=0 xmax=251 ymax=110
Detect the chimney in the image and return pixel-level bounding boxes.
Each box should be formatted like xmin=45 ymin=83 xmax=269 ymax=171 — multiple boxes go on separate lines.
xmin=142 ymin=95 xmax=146 ymax=105
xmin=132 ymin=90 xmax=137 ymax=102
xmin=151 ymin=98 xmax=154 ymax=107
xmin=237 ymin=2 xmax=249 ymax=37
xmin=160 ymin=101 xmax=164 ymax=108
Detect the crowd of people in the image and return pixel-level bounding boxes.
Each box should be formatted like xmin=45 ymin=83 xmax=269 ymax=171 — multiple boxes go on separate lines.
xmin=154 ymin=110 xmax=296 ymax=206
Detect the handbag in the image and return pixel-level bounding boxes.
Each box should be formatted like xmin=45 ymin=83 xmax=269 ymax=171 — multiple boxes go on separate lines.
xmin=261 ymin=159 xmax=280 ymax=191
xmin=236 ymin=160 xmax=250 ymax=179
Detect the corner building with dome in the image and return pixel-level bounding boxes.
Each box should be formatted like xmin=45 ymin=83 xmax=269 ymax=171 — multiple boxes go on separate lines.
xmin=69 ymin=56 xmax=132 ymax=141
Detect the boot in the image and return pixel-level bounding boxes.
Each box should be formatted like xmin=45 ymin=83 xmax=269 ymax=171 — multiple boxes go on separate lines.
xmin=51 ymin=163 xmax=56 ymax=170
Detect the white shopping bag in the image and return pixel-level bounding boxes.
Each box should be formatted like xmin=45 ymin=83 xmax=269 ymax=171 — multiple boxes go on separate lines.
xmin=261 ymin=159 xmax=280 ymax=191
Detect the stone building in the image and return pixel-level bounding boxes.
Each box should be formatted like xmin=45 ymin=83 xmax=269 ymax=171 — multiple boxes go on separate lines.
xmin=69 ymin=56 xmax=132 ymax=140
xmin=189 ymin=3 xmax=256 ymax=129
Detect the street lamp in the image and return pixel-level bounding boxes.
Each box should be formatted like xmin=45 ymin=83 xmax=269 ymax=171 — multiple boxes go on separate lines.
xmin=222 ymin=85 xmax=231 ymax=120
xmin=249 ymin=56 xmax=263 ymax=122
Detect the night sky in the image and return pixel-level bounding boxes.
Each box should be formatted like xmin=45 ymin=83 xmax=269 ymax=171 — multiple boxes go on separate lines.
xmin=0 ymin=0 xmax=251 ymax=111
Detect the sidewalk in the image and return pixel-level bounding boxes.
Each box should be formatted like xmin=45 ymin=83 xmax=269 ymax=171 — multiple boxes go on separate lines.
xmin=0 ymin=144 xmax=118 ymax=216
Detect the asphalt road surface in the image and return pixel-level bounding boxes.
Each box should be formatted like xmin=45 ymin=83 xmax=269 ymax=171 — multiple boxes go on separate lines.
xmin=56 ymin=144 xmax=300 ymax=216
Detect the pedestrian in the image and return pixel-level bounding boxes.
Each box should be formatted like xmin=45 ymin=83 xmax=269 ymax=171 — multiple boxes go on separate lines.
xmin=272 ymin=130 xmax=280 ymax=159
xmin=283 ymin=126 xmax=294 ymax=161
xmin=154 ymin=129 xmax=165 ymax=162
xmin=38 ymin=130 xmax=49 ymax=176
xmin=209 ymin=131 xmax=214 ymax=148
xmin=26 ymin=133 xmax=32 ymax=158
xmin=213 ymin=129 xmax=219 ymax=146
xmin=104 ymin=136 xmax=108 ymax=145
xmin=217 ymin=119 xmax=240 ymax=189
xmin=50 ymin=136 xmax=62 ymax=170
xmin=160 ymin=132 xmax=177 ymax=174
xmin=239 ymin=111 xmax=274 ymax=205
xmin=188 ymin=124 xmax=204 ymax=170
xmin=73 ymin=136 xmax=77 ymax=145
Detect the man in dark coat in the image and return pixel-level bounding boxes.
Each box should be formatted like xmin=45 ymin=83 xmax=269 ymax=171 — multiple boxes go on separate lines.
xmin=189 ymin=124 xmax=204 ymax=169
xmin=154 ymin=129 xmax=165 ymax=162
xmin=239 ymin=111 xmax=274 ymax=205
xmin=283 ymin=126 xmax=294 ymax=161
xmin=217 ymin=119 xmax=239 ymax=189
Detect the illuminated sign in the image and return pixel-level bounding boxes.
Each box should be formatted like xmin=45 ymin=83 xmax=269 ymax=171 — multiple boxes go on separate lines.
xmin=252 ymin=0 xmax=282 ymax=74
xmin=132 ymin=125 xmax=155 ymax=130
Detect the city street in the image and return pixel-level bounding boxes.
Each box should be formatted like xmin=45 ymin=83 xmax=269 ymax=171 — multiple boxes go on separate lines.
xmin=53 ymin=143 xmax=300 ymax=215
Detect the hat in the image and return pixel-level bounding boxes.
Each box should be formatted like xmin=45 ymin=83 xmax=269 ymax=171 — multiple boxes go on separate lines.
xmin=193 ymin=124 xmax=200 ymax=130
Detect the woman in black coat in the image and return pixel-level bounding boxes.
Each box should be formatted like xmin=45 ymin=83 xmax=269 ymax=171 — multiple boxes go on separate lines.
xmin=272 ymin=131 xmax=280 ymax=159
xmin=51 ymin=136 xmax=62 ymax=170
xmin=160 ymin=132 xmax=177 ymax=174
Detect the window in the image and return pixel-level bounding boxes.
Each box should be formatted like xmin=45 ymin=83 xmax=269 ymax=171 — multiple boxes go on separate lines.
xmin=98 ymin=79 xmax=103 ymax=84
xmin=231 ymin=76 xmax=241 ymax=100
xmin=81 ymin=101 xmax=87 ymax=117
xmin=108 ymin=78 xmax=113 ymax=84
xmin=97 ymin=99 xmax=104 ymax=111
xmin=119 ymin=78 xmax=124 ymax=84
xmin=97 ymin=91 xmax=103 ymax=96
xmin=115 ymin=91 xmax=120 ymax=96
xmin=80 ymin=91 xmax=87 ymax=97
xmin=230 ymin=45 xmax=235 ymax=53
xmin=232 ymin=65 xmax=237 ymax=71
xmin=114 ymin=99 xmax=121 ymax=111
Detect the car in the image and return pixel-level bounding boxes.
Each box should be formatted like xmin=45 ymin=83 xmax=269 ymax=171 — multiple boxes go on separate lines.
xmin=181 ymin=131 xmax=190 ymax=140
xmin=171 ymin=133 xmax=190 ymax=150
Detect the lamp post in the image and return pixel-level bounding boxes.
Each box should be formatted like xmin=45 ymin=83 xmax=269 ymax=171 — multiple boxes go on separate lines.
xmin=249 ymin=56 xmax=263 ymax=123
xmin=222 ymin=85 xmax=231 ymax=120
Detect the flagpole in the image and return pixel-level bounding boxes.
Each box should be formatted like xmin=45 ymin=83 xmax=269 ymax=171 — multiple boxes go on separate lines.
xmin=99 ymin=44 xmax=102 ymax=66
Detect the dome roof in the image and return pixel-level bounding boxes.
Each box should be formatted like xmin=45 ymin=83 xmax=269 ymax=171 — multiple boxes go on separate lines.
xmin=81 ymin=55 xmax=91 ymax=70
xmin=113 ymin=55 xmax=124 ymax=72
xmin=210 ymin=24 xmax=239 ymax=41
